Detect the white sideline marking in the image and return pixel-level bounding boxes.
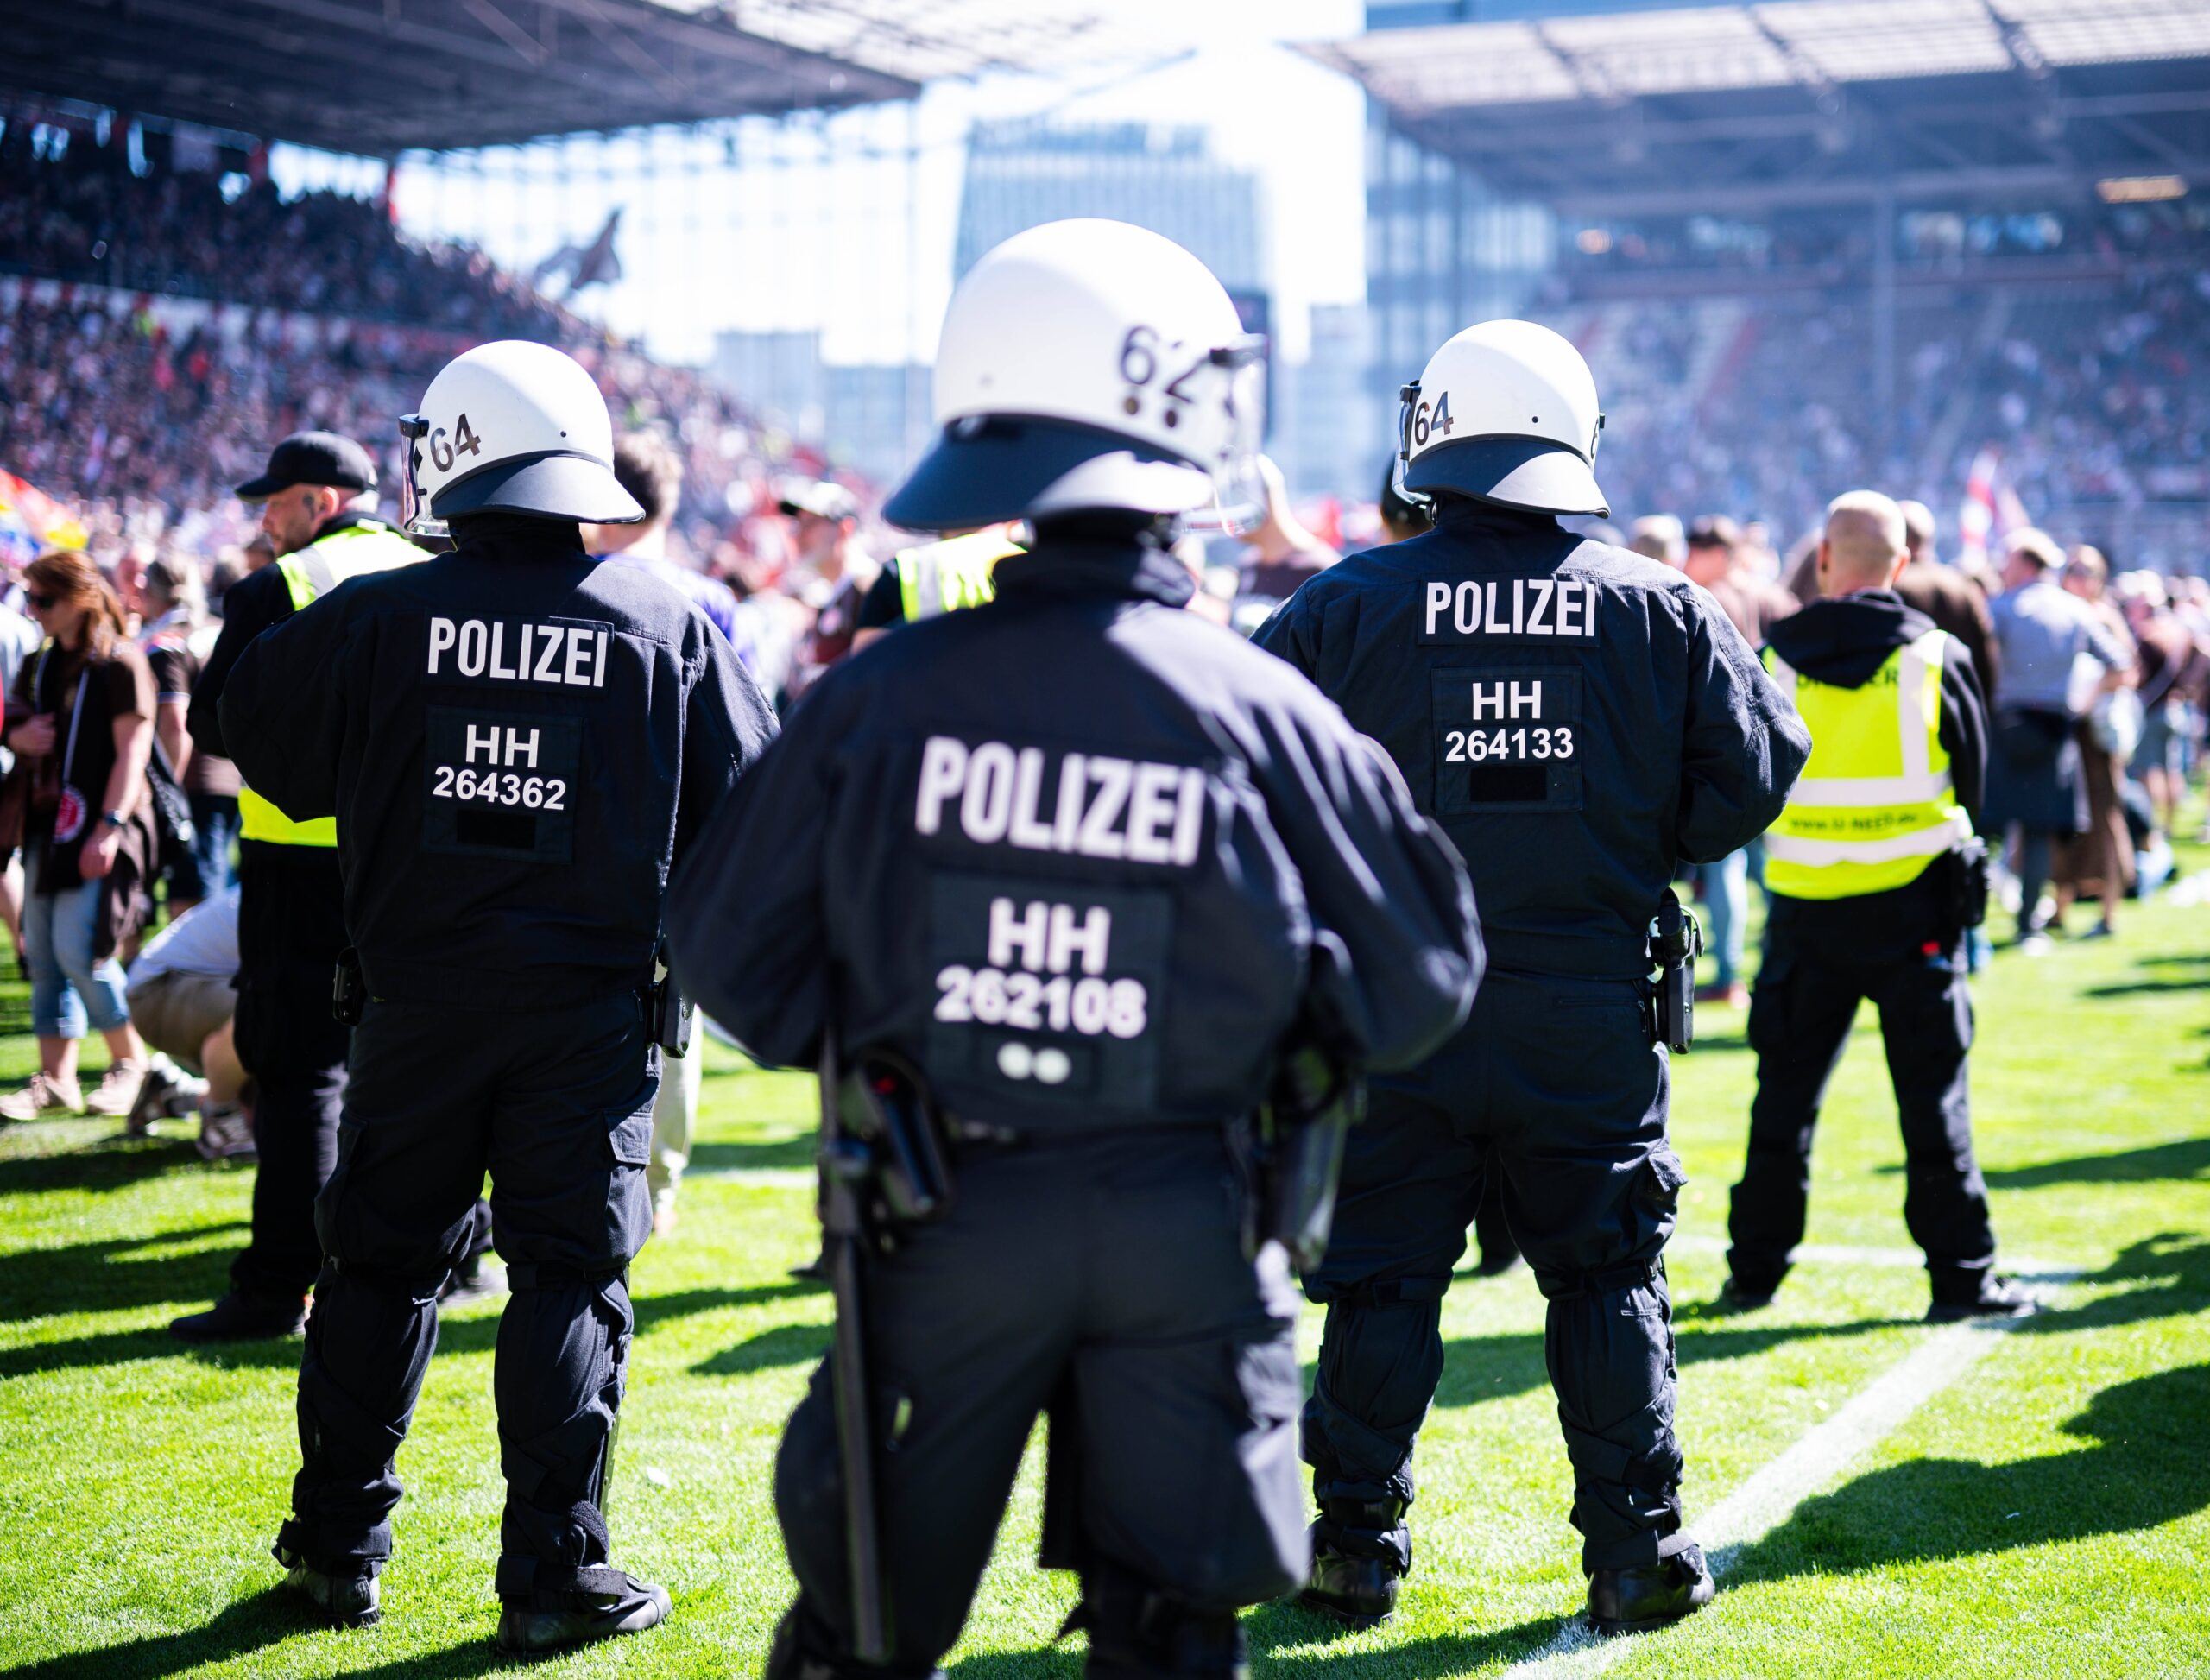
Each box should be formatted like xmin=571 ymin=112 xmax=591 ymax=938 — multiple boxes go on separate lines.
xmin=1497 ymin=1281 xmax=2074 ymax=1680
xmin=1669 ymin=1231 xmax=2075 ymax=1278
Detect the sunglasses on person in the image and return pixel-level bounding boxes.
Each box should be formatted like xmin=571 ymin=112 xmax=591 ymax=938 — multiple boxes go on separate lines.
xmin=24 ymin=592 xmax=59 ymax=610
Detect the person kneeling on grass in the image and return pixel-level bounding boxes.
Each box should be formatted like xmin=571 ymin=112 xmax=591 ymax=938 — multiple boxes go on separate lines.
xmin=123 ymin=885 xmax=253 ymax=1157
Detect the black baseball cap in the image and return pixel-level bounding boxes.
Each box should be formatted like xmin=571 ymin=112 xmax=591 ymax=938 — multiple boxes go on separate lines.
xmin=235 ymin=431 xmax=378 ymax=501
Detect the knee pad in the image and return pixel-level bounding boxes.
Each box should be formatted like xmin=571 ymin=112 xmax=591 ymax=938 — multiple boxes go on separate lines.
xmin=1074 ymin=1563 xmax=1249 ymax=1679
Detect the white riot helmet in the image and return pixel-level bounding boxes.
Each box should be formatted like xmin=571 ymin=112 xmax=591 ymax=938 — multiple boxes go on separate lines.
xmin=398 ymin=340 xmax=643 ymax=538
xmin=1397 ymin=320 xmax=1607 ymax=518
xmin=884 ymin=219 xmax=1266 ymax=534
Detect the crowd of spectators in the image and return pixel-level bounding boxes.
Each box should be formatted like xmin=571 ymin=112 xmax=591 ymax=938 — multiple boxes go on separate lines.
xmin=1581 ymin=253 xmax=2210 ymax=554
xmin=0 ymin=127 xmax=563 ymax=338
xmin=1620 ymin=503 xmax=2210 ymax=976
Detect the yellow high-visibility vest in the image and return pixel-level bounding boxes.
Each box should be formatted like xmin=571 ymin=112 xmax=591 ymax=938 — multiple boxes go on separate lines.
xmin=895 ymin=527 xmax=1019 ymax=623
xmin=1762 ymin=628 xmax=1973 ymax=900
xmin=237 ymin=521 xmax=422 ymax=847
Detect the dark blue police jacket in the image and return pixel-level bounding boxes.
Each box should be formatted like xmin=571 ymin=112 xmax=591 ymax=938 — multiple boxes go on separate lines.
xmin=218 ymin=518 xmax=779 ymax=1008
xmin=1255 ymin=500 xmax=1809 ymax=981
xmin=666 ymin=539 xmax=1482 ymax=1136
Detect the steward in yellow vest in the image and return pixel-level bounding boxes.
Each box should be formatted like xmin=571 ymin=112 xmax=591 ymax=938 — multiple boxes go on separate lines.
xmin=1723 ymin=490 xmax=2033 ymax=1325
xmin=173 ymin=429 xmax=445 ymax=1348
xmin=849 ymin=524 xmax=1022 ymax=654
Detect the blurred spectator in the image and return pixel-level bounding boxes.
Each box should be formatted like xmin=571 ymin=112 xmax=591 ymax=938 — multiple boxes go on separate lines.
xmin=0 ymin=548 xmax=155 ymax=1120
xmin=1984 ymin=529 xmax=2134 ymax=951
xmin=1890 ymin=498 xmax=2000 ymax=699
xmin=780 ymin=480 xmax=872 ymax=700
xmin=1685 ymin=516 xmax=1796 ymax=646
xmin=139 ymin=549 xmax=235 ymax=908
xmin=2118 ymin=572 xmax=2207 ymax=836
xmin=2052 ymin=546 xmax=2139 ymax=937
xmin=0 ymin=593 xmax=38 ymax=966
xmin=1628 ymin=514 xmax=1685 ymax=566
xmin=1240 ymin=456 xmax=1339 ymax=602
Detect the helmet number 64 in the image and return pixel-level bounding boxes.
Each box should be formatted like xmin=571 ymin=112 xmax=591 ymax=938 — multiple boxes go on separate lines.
xmin=426 ymin=413 xmax=485 ymax=473
xmin=1412 ymin=393 xmax=1455 ymax=448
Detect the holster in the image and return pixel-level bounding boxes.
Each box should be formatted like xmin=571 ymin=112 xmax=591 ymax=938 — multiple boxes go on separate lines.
xmin=647 ymin=944 xmax=692 ymax=1057
xmin=837 ymin=1049 xmax=957 ymax=1237
xmin=1942 ymin=837 xmax=1991 ymax=938
xmin=332 ymin=946 xmax=367 ymax=1026
xmin=1238 ymin=1040 xmax=1364 ymax=1275
xmin=1647 ymin=890 xmax=1702 ymax=1052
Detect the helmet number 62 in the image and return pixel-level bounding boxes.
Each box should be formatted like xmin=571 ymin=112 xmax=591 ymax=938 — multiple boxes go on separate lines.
xmin=426 ymin=413 xmax=485 ymax=473
xmin=1412 ymin=393 xmax=1454 ymax=448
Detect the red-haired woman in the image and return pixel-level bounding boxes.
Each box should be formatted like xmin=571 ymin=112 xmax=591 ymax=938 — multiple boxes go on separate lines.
xmin=0 ymin=551 xmax=156 ymax=1121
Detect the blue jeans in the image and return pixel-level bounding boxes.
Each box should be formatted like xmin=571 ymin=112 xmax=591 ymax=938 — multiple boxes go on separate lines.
xmin=1702 ymin=848 xmax=1750 ymax=988
xmin=24 ymin=849 xmax=131 ymax=1039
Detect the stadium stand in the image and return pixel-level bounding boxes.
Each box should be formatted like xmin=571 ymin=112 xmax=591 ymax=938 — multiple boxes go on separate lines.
xmin=0 ymin=131 xmax=818 ymax=568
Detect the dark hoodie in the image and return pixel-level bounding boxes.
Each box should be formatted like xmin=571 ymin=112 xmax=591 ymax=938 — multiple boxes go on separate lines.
xmin=1764 ymin=589 xmax=1987 ymax=818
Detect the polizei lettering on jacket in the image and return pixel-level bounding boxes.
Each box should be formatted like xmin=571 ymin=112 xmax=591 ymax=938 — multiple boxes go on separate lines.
xmin=426 ymin=616 xmax=613 ymax=688
xmin=914 ymin=735 xmax=1207 ymax=866
xmin=1419 ymin=577 xmax=1599 ymax=643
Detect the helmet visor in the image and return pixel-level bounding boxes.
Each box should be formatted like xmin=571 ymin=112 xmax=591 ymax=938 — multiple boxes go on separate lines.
xmin=1183 ymin=335 xmax=1269 ymax=537
xmin=397 ymin=414 xmax=447 ymax=540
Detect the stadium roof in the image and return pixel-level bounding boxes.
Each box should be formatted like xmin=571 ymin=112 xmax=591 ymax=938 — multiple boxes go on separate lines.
xmin=0 ymin=0 xmax=1149 ymax=155
xmin=1304 ymin=0 xmax=2210 ymax=216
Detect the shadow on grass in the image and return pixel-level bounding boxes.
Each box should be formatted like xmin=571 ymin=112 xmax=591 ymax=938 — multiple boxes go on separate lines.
xmin=1249 ymin=1601 xmax=1564 ymax=1677
xmin=1432 ymin=1316 xmax=1901 ymax=1411
xmin=2083 ymin=975 xmax=2210 ymax=997
xmin=1726 ymin=1362 xmax=2210 ymax=1582
xmin=1974 ymin=1135 xmax=2210 ymax=1189
xmin=688 ymin=1134 xmax=818 ymax=1174
xmin=946 ymin=1604 xmax=1566 ymax=1680
xmin=691 ymin=1320 xmax=830 ymax=1378
xmin=0 ymin=1222 xmax=247 ymax=1322
xmin=0 ymin=1586 xmax=313 ymax=1680
xmin=1 ymin=1278 xmax=826 ymax=1386
xmin=2014 ymin=1232 xmax=2210 ymax=1337
xmin=0 ymin=1134 xmax=207 ymax=1197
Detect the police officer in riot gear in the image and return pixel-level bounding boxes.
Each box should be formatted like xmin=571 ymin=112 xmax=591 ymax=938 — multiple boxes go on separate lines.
xmin=1255 ymin=321 xmax=1810 ymax=1633
xmin=667 ymin=219 xmax=1482 ymax=1680
xmin=216 ymin=341 xmax=777 ymax=1652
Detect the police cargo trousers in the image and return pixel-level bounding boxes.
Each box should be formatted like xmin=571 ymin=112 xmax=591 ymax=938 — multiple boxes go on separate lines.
xmin=771 ymin=1129 xmax=1305 ymax=1679
xmin=1303 ymin=970 xmax=1694 ymax=1577
xmin=275 ymin=994 xmax=659 ymax=1596
xmin=1728 ymin=888 xmax=1997 ymax=1300
xmin=228 ymin=840 xmax=351 ymax=1304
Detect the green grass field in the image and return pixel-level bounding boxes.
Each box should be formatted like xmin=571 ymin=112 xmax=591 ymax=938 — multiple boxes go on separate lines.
xmin=1 ymin=867 xmax=2207 ymax=1679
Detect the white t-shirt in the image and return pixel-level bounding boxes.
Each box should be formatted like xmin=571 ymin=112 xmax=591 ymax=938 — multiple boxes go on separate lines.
xmin=129 ymin=886 xmax=240 ymax=985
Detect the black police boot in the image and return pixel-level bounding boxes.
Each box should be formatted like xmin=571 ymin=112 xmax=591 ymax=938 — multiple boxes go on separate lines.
xmin=1587 ymin=1544 xmax=1715 ymax=1635
xmin=763 ymin=1606 xmax=946 ymax=1680
xmin=1298 ymin=1499 xmax=1408 ymax=1627
xmin=169 ymin=1289 xmax=308 ymax=1342
xmin=1927 ymin=1273 xmax=2038 ymax=1323
xmin=275 ymin=1548 xmax=380 ymax=1629
xmin=494 ymin=1570 xmax=672 ymax=1655
xmin=1717 ymin=1275 xmax=1777 ymax=1312
xmin=1072 ymin=1569 xmax=1250 ymax=1679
